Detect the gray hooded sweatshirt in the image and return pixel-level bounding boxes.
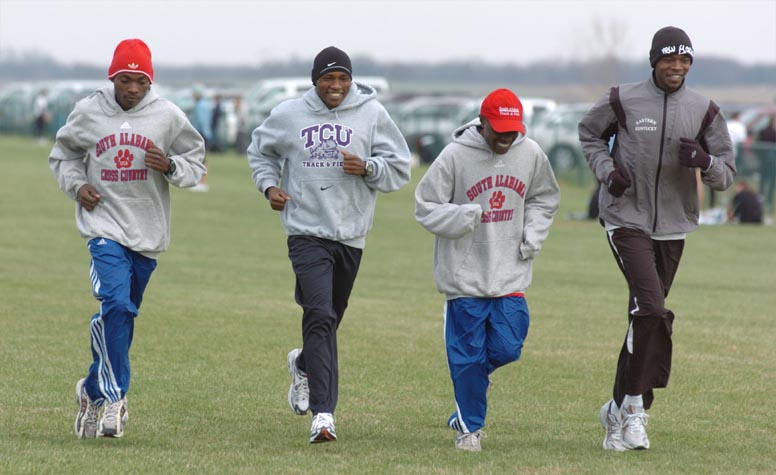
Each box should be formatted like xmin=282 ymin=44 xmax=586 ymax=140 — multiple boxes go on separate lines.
xmin=247 ymin=82 xmax=411 ymax=249
xmin=415 ymin=121 xmax=560 ymax=299
xmin=49 ymin=85 xmax=207 ymax=258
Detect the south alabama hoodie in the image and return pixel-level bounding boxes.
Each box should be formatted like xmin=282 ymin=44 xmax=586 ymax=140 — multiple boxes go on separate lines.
xmin=415 ymin=121 xmax=560 ymax=299
xmin=49 ymin=85 xmax=207 ymax=258
xmin=247 ymin=83 xmax=411 ymax=249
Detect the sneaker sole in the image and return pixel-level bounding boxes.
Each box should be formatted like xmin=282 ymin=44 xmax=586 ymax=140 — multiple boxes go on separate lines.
xmin=310 ymin=428 xmax=337 ymax=443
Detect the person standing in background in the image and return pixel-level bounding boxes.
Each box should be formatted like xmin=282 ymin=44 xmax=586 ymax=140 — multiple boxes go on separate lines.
xmin=756 ymin=115 xmax=776 ymax=212
xmin=33 ymin=88 xmax=51 ymax=144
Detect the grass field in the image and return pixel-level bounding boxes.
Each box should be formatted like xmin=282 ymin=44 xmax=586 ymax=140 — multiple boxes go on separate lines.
xmin=1 ymin=135 xmax=774 ymax=474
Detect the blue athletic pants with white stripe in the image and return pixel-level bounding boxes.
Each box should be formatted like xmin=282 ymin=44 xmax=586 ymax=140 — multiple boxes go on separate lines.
xmin=84 ymin=238 xmax=156 ymax=405
xmin=445 ymin=296 xmax=529 ymax=433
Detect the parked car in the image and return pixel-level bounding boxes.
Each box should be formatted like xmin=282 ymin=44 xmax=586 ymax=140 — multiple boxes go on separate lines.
xmin=530 ymin=103 xmax=593 ymax=175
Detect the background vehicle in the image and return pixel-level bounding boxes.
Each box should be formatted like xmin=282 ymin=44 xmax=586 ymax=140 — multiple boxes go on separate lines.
xmin=529 ymin=103 xmax=593 ymax=184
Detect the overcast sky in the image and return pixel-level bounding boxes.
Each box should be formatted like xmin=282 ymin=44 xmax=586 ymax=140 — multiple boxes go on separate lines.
xmin=1 ymin=0 xmax=774 ymax=67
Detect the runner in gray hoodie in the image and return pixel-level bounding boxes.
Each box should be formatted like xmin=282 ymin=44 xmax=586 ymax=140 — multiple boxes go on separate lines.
xmin=49 ymin=39 xmax=206 ymax=440
xmin=247 ymin=46 xmax=410 ymax=443
xmin=415 ymin=89 xmax=560 ymax=451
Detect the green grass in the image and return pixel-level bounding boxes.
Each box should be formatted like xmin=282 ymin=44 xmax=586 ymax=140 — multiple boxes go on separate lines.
xmin=1 ymin=135 xmax=774 ymax=474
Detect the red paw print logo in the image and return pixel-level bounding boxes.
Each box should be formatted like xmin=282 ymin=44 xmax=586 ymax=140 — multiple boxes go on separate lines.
xmin=489 ymin=191 xmax=505 ymax=209
xmin=114 ymin=149 xmax=134 ymax=169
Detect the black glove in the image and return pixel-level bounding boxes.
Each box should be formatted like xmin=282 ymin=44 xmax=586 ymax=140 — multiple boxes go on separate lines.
xmin=607 ymin=167 xmax=631 ymax=197
xmin=678 ymin=138 xmax=711 ymax=169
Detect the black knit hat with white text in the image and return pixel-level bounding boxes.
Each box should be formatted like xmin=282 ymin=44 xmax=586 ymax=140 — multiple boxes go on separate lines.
xmin=311 ymin=47 xmax=352 ymax=85
xmin=649 ymin=26 xmax=694 ymax=68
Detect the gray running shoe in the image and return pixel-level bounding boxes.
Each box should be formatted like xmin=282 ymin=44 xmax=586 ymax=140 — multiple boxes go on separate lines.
xmin=287 ymin=348 xmax=309 ymax=415
xmin=74 ymin=378 xmax=100 ymax=439
xmin=455 ymin=430 xmax=486 ymax=452
xmin=599 ymin=400 xmax=626 ymax=451
xmin=98 ymin=397 xmax=128 ymax=438
xmin=621 ymin=403 xmax=650 ymax=450
xmin=310 ymin=412 xmax=336 ymax=443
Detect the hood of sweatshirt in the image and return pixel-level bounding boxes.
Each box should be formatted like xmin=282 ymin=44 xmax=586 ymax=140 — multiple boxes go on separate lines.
xmin=302 ymin=81 xmax=376 ymax=114
xmin=95 ymin=84 xmax=161 ymax=117
xmin=450 ymin=119 xmax=526 ymax=154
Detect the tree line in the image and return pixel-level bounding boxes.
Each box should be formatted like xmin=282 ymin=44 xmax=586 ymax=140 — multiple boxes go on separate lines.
xmin=1 ymin=53 xmax=774 ymax=86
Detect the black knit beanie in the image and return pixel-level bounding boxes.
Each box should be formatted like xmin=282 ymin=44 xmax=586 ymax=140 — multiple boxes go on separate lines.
xmin=650 ymin=26 xmax=694 ymax=68
xmin=311 ymin=47 xmax=352 ymax=84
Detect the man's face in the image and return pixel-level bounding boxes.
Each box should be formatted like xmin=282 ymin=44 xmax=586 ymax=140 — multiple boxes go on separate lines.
xmin=113 ymin=73 xmax=151 ymax=110
xmin=316 ymin=72 xmax=351 ymax=109
xmin=480 ymin=117 xmax=519 ymax=154
xmin=654 ymin=54 xmax=692 ymax=92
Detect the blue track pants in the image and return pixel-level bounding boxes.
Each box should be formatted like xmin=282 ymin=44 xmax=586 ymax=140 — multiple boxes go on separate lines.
xmin=445 ymin=295 xmax=529 ymax=433
xmin=83 ymin=238 xmax=156 ymax=405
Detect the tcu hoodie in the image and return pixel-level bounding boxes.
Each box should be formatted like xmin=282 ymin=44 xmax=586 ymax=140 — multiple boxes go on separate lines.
xmin=49 ymin=85 xmax=207 ymax=258
xmin=247 ymin=83 xmax=411 ymax=249
xmin=415 ymin=122 xmax=560 ymax=299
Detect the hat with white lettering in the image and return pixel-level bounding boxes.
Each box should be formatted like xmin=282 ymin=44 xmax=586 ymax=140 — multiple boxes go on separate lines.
xmin=480 ymin=88 xmax=525 ymax=134
xmin=649 ymin=26 xmax=694 ymax=68
xmin=311 ymin=46 xmax=352 ymax=85
xmin=108 ymin=39 xmax=154 ymax=83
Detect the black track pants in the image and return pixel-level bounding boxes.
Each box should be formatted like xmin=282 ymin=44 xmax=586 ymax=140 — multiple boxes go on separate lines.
xmin=287 ymin=235 xmax=362 ymax=415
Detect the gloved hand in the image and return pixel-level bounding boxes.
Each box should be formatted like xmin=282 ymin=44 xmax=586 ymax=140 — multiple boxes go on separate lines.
xmin=678 ymin=138 xmax=711 ymax=169
xmin=607 ymin=167 xmax=632 ymax=197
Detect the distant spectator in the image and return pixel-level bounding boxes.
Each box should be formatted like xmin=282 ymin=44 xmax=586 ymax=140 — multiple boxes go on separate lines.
xmin=726 ymin=111 xmax=747 ymax=159
xmin=33 ymin=88 xmax=51 ymax=143
xmin=190 ymin=88 xmax=212 ymax=191
xmin=756 ymin=115 xmax=776 ymax=211
xmin=210 ymin=94 xmax=223 ymax=152
xmin=727 ymin=180 xmax=763 ymax=224
xmin=233 ymin=95 xmax=249 ymax=153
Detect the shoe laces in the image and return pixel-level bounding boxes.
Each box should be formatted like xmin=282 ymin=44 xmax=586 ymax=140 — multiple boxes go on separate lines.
xmin=622 ymin=411 xmax=649 ymax=433
xmin=85 ymin=400 xmax=100 ymax=426
xmin=312 ymin=413 xmax=334 ymax=430
xmin=104 ymin=399 xmax=124 ymax=421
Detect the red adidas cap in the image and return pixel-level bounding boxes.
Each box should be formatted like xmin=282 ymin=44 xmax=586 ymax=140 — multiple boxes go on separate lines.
xmin=480 ymin=88 xmax=525 ymax=134
xmin=108 ymin=39 xmax=154 ymax=83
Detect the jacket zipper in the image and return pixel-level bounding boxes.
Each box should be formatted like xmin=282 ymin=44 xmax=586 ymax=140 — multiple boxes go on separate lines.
xmin=653 ymin=92 xmax=669 ymax=233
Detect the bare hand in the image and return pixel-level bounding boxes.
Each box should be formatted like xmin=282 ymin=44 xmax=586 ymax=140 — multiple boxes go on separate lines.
xmin=144 ymin=139 xmax=170 ymax=173
xmin=266 ymin=186 xmax=291 ymax=211
xmin=76 ymin=184 xmax=101 ymax=211
xmin=342 ymin=150 xmax=366 ymax=176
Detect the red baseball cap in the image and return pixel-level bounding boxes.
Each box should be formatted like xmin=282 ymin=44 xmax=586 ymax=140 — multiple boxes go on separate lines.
xmin=108 ymin=39 xmax=154 ymax=83
xmin=480 ymin=88 xmax=525 ymax=134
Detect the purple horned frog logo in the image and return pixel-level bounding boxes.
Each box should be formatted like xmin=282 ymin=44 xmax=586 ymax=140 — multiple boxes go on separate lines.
xmin=300 ymin=123 xmax=353 ymax=160
xmin=310 ymin=138 xmax=341 ymax=160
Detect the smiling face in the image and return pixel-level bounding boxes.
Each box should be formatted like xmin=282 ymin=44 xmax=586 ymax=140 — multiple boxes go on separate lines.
xmin=112 ymin=73 xmax=151 ymax=110
xmin=654 ymin=54 xmax=692 ymax=92
xmin=479 ymin=117 xmax=519 ymax=154
xmin=315 ymin=71 xmax=351 ymax=109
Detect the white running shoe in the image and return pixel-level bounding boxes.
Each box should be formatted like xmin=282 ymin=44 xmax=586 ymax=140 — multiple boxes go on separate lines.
xmin=455 ymin=430 xmax=486 ymax=452
xmin=599 ymin=400 xmax=625 ymax=451
xmin=621 ymin=403 xmax=650 ymax=450
xmin=98 ymin=397 xmax=128 ymax=438
xmin=74 ymin=378 xmax=100 ymax=439
xmin=287 ymin=348 xmax=309 ymax=415
xmin=310 ymin=412 xmax=336 ymax=443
